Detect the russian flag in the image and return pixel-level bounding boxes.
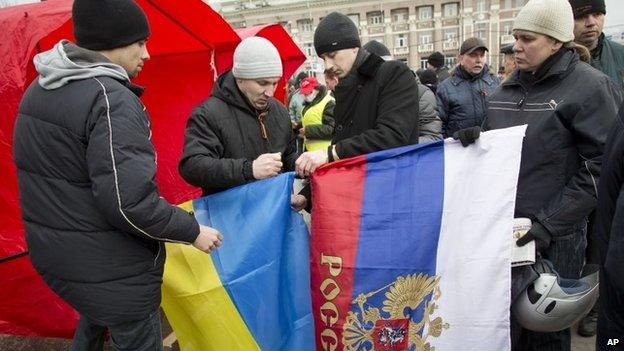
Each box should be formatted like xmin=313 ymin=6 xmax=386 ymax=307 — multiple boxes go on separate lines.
xmin=310 ymin=126 xmax=526 ymax=351
xmin=161 ymin=173 xmax=314 ymax=351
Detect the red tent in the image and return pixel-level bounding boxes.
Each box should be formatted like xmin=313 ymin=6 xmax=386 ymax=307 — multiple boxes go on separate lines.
xmin=0 ymin=0 xmax=242 ymax=337
xmin=236 ymin=24 xmax=306 ymax=102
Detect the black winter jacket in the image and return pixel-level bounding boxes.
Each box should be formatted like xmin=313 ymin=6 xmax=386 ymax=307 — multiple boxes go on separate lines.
xmin=485 ymin=49 xmax=622 ymax=237
xmin=591 ymin=33 xmax=624 ymax=90
xmin=332 ymin=50 xmax=420 ymax=158
xmin=179 ymin=71 xmax=297 ymax=195
xmin=595 ymin=102 xmax=624 ymax=346
xmin=13 ymin=41 xmax=199 ymax=325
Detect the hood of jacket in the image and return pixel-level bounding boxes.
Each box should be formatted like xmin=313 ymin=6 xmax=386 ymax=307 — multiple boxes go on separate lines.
xmin=211 ymin=70 xmax=265 ymax=115
xmin=34 ymin=40 xmax=129 ymax=90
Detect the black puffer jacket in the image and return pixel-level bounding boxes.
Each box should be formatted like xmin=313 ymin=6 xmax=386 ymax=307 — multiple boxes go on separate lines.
xmin=485 ymin=49 xmax=622 ymax=236
xmin=179 ymin=71 xmax=297 ymax=195
xmin=13 ymin=41 xmax=199 ymax=325
xmin=595 ymin=102 xmax=624 ymax=346
xmin=332 ymin=50 xmax=419 ymax=158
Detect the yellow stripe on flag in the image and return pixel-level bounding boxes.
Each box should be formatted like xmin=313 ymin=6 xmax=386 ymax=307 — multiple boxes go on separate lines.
xmin=161 ymin=203 xmax=260 ymax=351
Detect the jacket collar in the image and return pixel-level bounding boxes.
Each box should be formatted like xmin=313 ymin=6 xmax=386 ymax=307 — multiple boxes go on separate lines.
xmin=591 ymin=33 xmax=605 ymax=60
xmin=449 ymin=64 xmax=494 ymax=86
xmin=337 ymin=49 xmax=384 ymax=88
xmin=503 ymin=49 xmax=577 ymax=88
xmin=211 ymin=70 xmax=269 ymax=116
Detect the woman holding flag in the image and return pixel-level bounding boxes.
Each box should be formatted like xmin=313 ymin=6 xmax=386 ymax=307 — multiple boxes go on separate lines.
xmin=474 ymin=0 xmax=622 ymax=349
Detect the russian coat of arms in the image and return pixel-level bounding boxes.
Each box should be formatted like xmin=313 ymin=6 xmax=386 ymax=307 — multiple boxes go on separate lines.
xmin=342 ymin=273 xmax=449 ymax=351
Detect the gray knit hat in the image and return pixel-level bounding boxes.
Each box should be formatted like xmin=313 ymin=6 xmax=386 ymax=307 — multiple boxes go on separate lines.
xmin=232 ymin=37 xmax=283 ymax=79
xmin=513 ymin=0 xmax=575 ymax=43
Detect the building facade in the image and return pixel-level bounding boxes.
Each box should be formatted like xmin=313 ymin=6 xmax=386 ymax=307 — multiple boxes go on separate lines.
xmin=218 ymin=0 xmax=529 ymax=77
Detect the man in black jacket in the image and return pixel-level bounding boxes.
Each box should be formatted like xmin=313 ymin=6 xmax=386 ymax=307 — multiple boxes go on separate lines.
xmin=179 ymin=37 xmax=299 ymax=200
xmin=594 ymin=101 xmax=624 ymax=350
xmin=12 ymin=1 xmax=222 ymax=350
xmin=570 ymin=0 xmax=624 ymax=90
xmin=295 ymin=12 xmax=419 ymax=178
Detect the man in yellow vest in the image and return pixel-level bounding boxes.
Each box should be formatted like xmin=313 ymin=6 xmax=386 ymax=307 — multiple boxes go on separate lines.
xmin=298 ymin=76 xmax=335 ymax=152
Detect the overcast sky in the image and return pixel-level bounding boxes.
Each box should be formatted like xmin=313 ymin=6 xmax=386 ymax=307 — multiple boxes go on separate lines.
xmin=605 ymin=0 xmax=624 ymax=31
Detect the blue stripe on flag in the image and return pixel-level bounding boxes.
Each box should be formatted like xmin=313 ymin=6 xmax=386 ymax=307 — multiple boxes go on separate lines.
xmin=193 ymin=173 xmax=313 ymax=350
xmin=352 ymin=142 xmax=445 ymax=325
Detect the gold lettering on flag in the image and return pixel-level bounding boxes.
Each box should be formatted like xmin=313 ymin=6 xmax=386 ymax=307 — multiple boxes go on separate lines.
xmin=320 ymin=253 xmax=343 ymax=351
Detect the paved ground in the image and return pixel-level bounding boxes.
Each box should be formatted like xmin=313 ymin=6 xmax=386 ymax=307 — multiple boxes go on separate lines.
xmin=0 ymin=322 xmax=596 ymax=351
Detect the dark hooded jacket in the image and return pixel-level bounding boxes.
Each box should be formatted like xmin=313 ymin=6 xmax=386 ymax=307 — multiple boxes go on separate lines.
xmin=485 ymin=48 xmax=622 ymax=237
xmin=13 ymin=41 xmax=199 ymax=325
xmin=179 ymin=71 xmax=297 ymax=196
xmin=331 ymin=50 xmax=419 ymax=158
xmin=591 ymin=33 xmax=624 ymax=90
xmin=595 ymin=101 xmax=624 ymax=347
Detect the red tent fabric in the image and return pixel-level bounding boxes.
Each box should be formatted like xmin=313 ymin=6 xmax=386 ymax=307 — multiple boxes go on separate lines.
xmin=235 ymin=24 xmax=306 ymax=102
xmin=0 ymin=0 xmax=240 ymax=337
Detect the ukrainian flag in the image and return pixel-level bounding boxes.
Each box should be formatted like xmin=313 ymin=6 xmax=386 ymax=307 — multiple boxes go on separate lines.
xmin=162 ymin=173 xmax=314 ymax=351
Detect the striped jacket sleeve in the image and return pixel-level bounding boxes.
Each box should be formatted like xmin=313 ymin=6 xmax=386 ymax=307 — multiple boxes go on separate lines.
xmin=86 ymin=78 xmax=199 ymax=244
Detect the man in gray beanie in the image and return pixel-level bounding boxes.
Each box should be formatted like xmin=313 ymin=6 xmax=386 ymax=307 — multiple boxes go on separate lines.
xmin=180 ymin=36 xmax=302 ymax=206
xmin=13 ymin=0 xmax=223 ymax=350
xmin=570 ymin=0 xmax=624 ymax=90
xmin=295 ymin=11 xmax=419 ymax=186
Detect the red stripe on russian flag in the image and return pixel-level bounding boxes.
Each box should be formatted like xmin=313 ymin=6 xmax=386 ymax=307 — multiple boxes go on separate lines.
xmin=310 ymin=155 xmax=367 ymax=351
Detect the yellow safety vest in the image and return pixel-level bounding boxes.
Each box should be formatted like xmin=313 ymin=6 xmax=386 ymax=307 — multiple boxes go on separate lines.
xmin=301 ymin=93 xmax=334 ymax=151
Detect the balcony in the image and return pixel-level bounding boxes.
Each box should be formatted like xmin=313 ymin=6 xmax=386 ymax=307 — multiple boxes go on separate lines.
xmin=443 ymin=41 xmax=459 ymax=50
xmin=394 ymin=46 xmax=409 ymax=55
xmin=392 ymin=23 xmax=409 ymax=32
xmin=417 ymin=43 xmax=434 ymax=53
xmin=368 ymin=25 xmax=385 ymax=35
xmin=501 ymin=34 xmax=515 ymax=44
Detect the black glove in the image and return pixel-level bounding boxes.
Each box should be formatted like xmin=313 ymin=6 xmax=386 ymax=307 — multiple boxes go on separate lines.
xmin=516 ymin=221 xmax=552 ymax=253
xmin=452 ymin=126 xmax=481 ymax=147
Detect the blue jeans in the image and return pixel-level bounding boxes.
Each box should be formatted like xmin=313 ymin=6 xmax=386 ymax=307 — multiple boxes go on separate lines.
xmin=70 ymin=312 xmax=163 ymax=351
xmin=512 ymin=220 xmax=587 ymax=351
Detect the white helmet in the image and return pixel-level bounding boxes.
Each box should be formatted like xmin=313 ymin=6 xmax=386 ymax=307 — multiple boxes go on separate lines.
xmin=512 ymin=259 xmax=599 ymax=332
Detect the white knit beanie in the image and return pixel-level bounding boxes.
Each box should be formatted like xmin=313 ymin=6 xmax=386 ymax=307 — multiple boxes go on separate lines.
xmin=513 ymin=0 xmax=575 ymax=43
xmin=232 ymin=37 xmax=283 ymax=79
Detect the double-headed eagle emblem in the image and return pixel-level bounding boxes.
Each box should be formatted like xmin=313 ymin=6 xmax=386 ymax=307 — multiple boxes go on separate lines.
xmin=342 ymin=273 xmax=449 ymax=351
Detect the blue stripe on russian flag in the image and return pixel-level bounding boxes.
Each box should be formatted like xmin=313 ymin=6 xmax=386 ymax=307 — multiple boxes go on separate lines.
xmin=352 ymin=141 xmax=445 ymax=324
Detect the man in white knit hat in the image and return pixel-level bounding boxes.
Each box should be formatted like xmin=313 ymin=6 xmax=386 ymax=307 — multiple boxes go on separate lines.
xmin=180 ymin=37 xmax=301 ymax=206
xmin=480 ymin=0 xmax=622 ymax=350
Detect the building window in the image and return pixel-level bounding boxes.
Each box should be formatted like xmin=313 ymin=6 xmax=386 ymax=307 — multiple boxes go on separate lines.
xmin=501 ymin=0 xmax=512 ymax=9
xmin=443 ymin=3 xmax=459 ymax=17
xmin=503 ymin=22 xmax=512 ymax=35
xmin=420 ymin=33 xmax=432 ymax=44
xmin=444 ymin=28 xmax=458 ymax=41
xmin=395 ymin=34 xmax=408 ymax=47
xmin=347 ymin=13 xmax=360 ymax=27
xmin=392 ymin=8 xmax=409 ymax=23
xmin=476 ymin=0 xmax=487 ymax=13
xmin=418 ymin=6 xmax=433 ymax=20
xmin=297 ymin=19 xmax=313 ymax=33
xmin=475 ymin=22 xmax=488 ymax=39
xmin=302 ymin=43 xmax=314 ymax=57
xmin=445 ymin=56 xmax=457 ymax=67
xmin=421 ymin=58 xmax=429 ymax=69
xmin=367 ymin=11 xmax=384 ymax=26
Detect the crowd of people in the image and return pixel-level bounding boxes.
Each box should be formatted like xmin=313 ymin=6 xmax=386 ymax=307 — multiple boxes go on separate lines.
xmin=10 ymin=0 xmax=624 ymax=350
